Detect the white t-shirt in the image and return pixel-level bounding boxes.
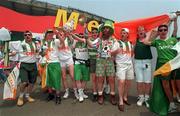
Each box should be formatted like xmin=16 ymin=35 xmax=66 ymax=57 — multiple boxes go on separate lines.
xmin=74 ymin=40 xmax=89 ymax=60
xmin=57 ymin=37 xmax=73 ymax=61
xmin=19 ymin=41 xmax=37 ymax=63
xmin=42 ymin=39 xmax=59 ymax=63
xmin=113 ymin=40 xmax=133 ymax=64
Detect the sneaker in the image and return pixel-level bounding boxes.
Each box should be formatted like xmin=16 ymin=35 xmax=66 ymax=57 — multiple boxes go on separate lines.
xmin=74 ymin=89 xmax=79 ymax=100
xmin=26 ymin=96 xmax=35 ymax=103
xmin=63 ymin=89 xmax=69 ymax=99
xmin=82 ymin=92 xmax=88 ymax=99
xmin=168 ymin=102 xmax=177 ymax=113
xmin=78 ymin=89 xmax=84 ymax=102
xmin=144 ymin=101 xmax=149 ymax=108
xmin=144 ymin=95 xmax=149 ymax=108
xmin=17 ymin=97 xmax=24 ymax=106
xmin=137 ymin=96 xmax=144 ymax=106
xmin=177 ymin=94 xmax=180 ymax=103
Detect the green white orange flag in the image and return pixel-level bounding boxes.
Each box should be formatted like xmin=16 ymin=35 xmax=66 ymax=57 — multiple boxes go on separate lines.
xmin=154 ymin=41 xmax=180 ymax=76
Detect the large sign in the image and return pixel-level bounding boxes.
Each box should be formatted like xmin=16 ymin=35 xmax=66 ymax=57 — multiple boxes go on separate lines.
xmin=54 ymin=9 xmax=99 ymax=32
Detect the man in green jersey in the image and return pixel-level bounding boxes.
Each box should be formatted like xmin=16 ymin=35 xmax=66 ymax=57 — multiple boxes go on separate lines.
xmin=144 ymin=14 xmax=179 ymax=115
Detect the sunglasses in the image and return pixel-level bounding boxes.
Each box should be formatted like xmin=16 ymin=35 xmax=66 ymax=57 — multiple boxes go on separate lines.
xmin=24 ymin=34 xmax=32 ymax=36
xmin=92 ymin=31 xmax=98 ymax=34
xmin=158 ymin=29 xmax=168 ymax=32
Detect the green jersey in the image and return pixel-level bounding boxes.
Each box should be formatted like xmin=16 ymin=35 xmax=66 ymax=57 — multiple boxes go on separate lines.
xmin=88 ymin=38 xmax=98 ymax=59
xmin=151 ymin=37 xmax=177 ymax=64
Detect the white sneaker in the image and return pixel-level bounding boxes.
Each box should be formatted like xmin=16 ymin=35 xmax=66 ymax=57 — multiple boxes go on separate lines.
xmin=63 ymin=89 xmax=69 ymax=99
xmin=168 ymin=102 xmax=177 ymax=112
xmin=82 ymin=92 xmax=88 ymax=99
xmin=144 ymin=95 xmax=149 ymax=108
xmin=74 ymin=89 xmax=79 ymax=100
xmin=144 ymin=101 xmax=149 ymax=108
xmin=78 ymin=89 xmax=84 ymax=102
xmin=137 ymin=95 xmax=144 ymax=106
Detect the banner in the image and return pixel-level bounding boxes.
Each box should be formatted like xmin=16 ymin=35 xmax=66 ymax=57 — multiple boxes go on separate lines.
xmin=0 ymin=6 xmax=86 ymax=34
xmin=3 ymin=63 xmax=20 ymax=100
xmin=114 ymin=14 xmax=170 ymax=43
xmin=0 ymin=6 xmax=171 ymax=43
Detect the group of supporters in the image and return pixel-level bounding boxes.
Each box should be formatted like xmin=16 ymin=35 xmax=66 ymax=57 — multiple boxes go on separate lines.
xmin=0 ymin=13 xmax=180 ymax=115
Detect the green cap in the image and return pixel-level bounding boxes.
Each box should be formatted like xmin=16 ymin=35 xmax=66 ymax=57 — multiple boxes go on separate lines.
xmin=100 ymin=20 xmax=114 ymax=35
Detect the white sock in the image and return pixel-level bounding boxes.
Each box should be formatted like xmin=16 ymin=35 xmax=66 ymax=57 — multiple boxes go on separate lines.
xmin=144 ymin=94 xmax=149 ymax=101
xmin=98 ymin=91 xmax=103 ymax=95
xmin=25 ymin=93 xmax=30 ymax=98
xmin=65 ymin=88 xmax=69 ymax=92
xmin=110 ymin=92 xmax=115 ymax=95
xmin=139 ymin=94 xmax=144 ymax=97
xmin=19 ymin=92 xmax=24 ymax=98
xmin=93 ymin=92 xmax=97 ymax=95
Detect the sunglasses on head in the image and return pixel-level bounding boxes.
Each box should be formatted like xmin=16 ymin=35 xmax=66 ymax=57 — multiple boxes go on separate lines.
xmin=24 ymin=33 xmax=31 ymax=36
xmin=158 ymin=29 xmax=168 ymax=32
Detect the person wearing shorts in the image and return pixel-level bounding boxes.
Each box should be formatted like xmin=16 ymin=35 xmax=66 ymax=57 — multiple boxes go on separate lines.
xmin=17 ymin=31 xmax=38 ymax=106
xmin=134 ymin=26 xmax=153 ymax=108
xmin=93 ymin=20 xmax=116 ymax=105
xmin=71 ymin=33 xmax=90 ymax=102
xmin=56 ymin=28 xmax=78 ymax=100
xmin=41 ymin=29 xmax=62 ymax=104
xmin=88 ymin=27 xmax=99 ymax=101
xmin=111 ymin=28 xmax=134 ymax=112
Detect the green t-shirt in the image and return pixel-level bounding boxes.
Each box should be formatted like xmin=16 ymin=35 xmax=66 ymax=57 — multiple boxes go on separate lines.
xmin=134 ymin=39 xmax=152 ymax=59
xmin=88 ymin=38 xmax=97 ymax=59
xmin=151 ymin=37 xmax=177 ymax=64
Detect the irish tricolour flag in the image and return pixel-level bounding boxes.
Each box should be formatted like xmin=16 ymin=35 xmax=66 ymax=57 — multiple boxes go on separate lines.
xmin=154 ymin=41 xmax=180 ymax=76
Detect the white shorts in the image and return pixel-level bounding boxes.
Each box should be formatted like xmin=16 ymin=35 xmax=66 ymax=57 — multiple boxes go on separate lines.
xmin=60 ymin=58 xmax=74 ymax=68
xmin=134 ymin=59 xmax=152 ymax=83
xmin=116 ymin=63 xmax=134 ymax=80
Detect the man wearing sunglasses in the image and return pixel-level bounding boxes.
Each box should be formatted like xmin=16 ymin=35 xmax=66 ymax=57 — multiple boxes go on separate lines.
xmin=17 ymin=30 xmax=38 ymax=106
xmin=144 ymin=13 xmax=180 ymax=115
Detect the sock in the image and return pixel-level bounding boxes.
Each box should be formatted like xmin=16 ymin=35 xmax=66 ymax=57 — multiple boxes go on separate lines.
xmin=144 ymin=94 xmax=149 ymax=101
xmin=139 ymin=94 xmax=144 ymax=98
xmin=93 ymin=92 xmax=97 ymax=95
xmin=25 ymin=93 xmax=30 ymax=98
xmin=19 ymin=92 xmax=24 ymax=98
xmin=110 ymin=92 xmax=115 ymax=95
xmin=65 ymin=88 xmax=69 ymax=92
xmin=98 ymin=91 xmax=103 ymax=95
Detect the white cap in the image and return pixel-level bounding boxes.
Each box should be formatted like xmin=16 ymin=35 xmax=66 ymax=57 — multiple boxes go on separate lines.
xmin=122 ymin=28 xmax=129 ymax=33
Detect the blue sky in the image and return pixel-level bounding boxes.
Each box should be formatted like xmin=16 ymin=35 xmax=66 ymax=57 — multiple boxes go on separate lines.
xmin=38 ymin=0 xmax=180 ymax=35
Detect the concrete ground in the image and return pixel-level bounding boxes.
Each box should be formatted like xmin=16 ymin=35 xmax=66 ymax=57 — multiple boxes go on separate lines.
xmin=0 ymin=78 xmax=180 ymax=116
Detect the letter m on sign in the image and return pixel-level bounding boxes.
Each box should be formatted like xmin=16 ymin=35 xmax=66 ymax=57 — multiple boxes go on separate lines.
xmin=54 ymin=9 xmax=79 ymax=29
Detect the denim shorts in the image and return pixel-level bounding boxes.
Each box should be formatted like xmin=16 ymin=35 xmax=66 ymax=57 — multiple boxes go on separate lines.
xmin=134 ymin=59 xmax=152 ymax=83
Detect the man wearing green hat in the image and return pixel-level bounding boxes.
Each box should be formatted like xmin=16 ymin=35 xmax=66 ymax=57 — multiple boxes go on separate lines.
xmin=90 ymin=20 xmax=116 ymax=105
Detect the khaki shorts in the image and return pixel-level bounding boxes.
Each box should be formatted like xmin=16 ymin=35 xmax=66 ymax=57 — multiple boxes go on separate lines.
xmin=116 ymin=63 xmax=134 ymax=80
xmin=60 ymin=58 xmax=74 ymax=68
